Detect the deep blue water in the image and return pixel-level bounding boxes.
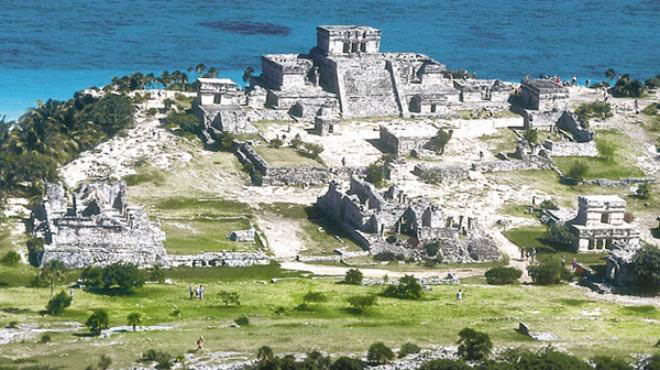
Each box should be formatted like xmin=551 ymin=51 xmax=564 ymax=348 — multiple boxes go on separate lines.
xmin=1 ymin=0 xmax=659 ymax=119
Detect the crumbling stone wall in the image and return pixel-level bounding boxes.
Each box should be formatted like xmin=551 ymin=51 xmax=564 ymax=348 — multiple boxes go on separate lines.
xmin=413 ymin=164 xmax=469 ymax=184
xmin=543 ymin=140 xmax=598 ymax=157
xmin=167 ymin=251 xmax=270 ymax=268
xmin=32 ymin=182 xmax=168 ymax=269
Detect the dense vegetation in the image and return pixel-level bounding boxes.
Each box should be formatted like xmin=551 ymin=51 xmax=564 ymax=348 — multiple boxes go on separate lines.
xmin=484 ymin=266 xmax=522 ymax=285
xmin=80 ymin=263 xmax=145 ymax=295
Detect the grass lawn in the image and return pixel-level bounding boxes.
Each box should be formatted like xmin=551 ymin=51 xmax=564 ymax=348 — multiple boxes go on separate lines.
xmin=504 ymin=225 xmax=608 ymax=265
xmin=0 ymin=263 xmax=657 ymax=369
xmin=255 ymin=146 xmax=322 ymax=168
xmin=478 ymin=128 xmax=518 ymax=154
xmin=553 ymin=129 xmax=645 ymax=180
xmin=161 ymin=217 xmax=259 ymax=255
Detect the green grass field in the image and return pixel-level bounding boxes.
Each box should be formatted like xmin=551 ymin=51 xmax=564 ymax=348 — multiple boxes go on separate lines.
xmin=255 ymin=146 xmax=323 ymax=168
xmin=161 ymin=217 xmax=258 ymax=254
xmin=0 ymin=262 xmax=657 ymax=369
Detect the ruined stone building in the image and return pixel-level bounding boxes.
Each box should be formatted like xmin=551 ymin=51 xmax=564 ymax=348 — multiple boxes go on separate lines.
xmin=521 ymin=79 xmax=569 ymax=111
xmin=32 ymin=182 xmax=168 ymax=268
xmin=316 ymin=177 xmax=501 ymax=262
xmin=569 ymin=195 xmax=639 ymax=252
xmin=379 ymin=124 xmax=438 ymax=158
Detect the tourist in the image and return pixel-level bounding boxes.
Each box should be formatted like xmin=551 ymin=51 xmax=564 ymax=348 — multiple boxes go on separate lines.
xmin=195 ymin=285 xmax=200 ymax=299
xmin=198 ymin=285 xmax=204 ymax=300
xmin=572 ymin=257 xmax=578 ymax=271
xmin=341 ymin=157 xmax=347 ymax=167
xmin=196 ymin=336 xmax=204 ymax=351
xmin=572 ymin=76 xmax=577 ymax=86
xmin=456 ymin=289 xmax=463 ymax=304
xmin=520 ymin=249 xmax=525 ymax=261
xmin=189 ymin=284 xmax=194 ymax=300
xmin=634 ymin=99 xmax=639 ymax=114
xmin=585 ymin=79 xmax=590 ymax=87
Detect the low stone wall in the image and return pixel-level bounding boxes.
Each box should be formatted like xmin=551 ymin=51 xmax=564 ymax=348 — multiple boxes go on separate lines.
xmin=544 ymin=140 xmax=598 ymax=157
xmin=413 ymin=164 xmax=469 ymax=184
xmin=260 ymin=166 xmax=330 ymax=186
xmin=583 ymin=178 xmax=655 ymax=187
xmin=167 ymin=252 xmax=270 ymax=268
xmin=297 ymin=255 xmax=341 ymax=263
xmin=235 ymin=142 xmax=270 ymax=174
xmin=472 ymin=155 xmax=553 ymax=173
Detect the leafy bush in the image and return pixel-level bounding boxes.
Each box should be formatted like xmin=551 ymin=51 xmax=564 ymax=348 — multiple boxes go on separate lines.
xmin=269 ymin=138 xmax=283 ymax=148
xmin=80 ymin=263 xmax=145 ymax=294
xmin=330 ymin=356 xmax=364 ymax=370
xmin=523 ymin=129 xmax=538 ymax=144
xmin=27 ymin=237 xmax=44 ymax=267
xmin=592 ymin=355 xmax=633 ymax=370
xmin=382 ymin=275 xmax=423 ymax=300
xmin=374 ymin=251 xmax=404 ymax=262
xmin=367 ymin=342 xmax=394 ymax=364
xmin=575 ymin=101 xmax=613 ymax=126
xmin=301 ymin=142 xmax=324 ymax=158
xmin=7 ymin=321 xmax=19 ymax=329
xmin=636 ymin=183 xmax=651 ymax=200
xmin=46 ymin=291 xmax=72 ymax=315
xmin=98 ymin=354 xmax=112 ymax=370
xmin=300 ymin=291 xmax=328 ymax=309
xmin=503 ymin=348 xmax=590 ymax=370
xmin=127 ymin=312 xmax=142 ymax=331
xmin=143 ymin=349 xmax=173 ymax=369
xmin=218 ymin=131 xmax=235 ymax=151
xmin=218 ymin=291 xmax=241 ymax=306
xmin=343 ymin=269 xmax=363 ymax=285
xmin=547 ymin=223 xmax=577 ymax=251
xmin=457 ymin=327 xmax=492 ymax=361
xmin=398 ymin=342 xmax=421 ymax=358
xmin=568 ymin=161 xmax=589 ymax=183
xmin=39 ymin=334 xmax=51 ymax=343
xmin=257 ymin=346 xmax=274 ymax=361
xmin=234 ymin=315 xmax=250 ymax=326
xmin=597 ymin=140 xmax=617 ymax=162
xmin=424 ymin=243 xmax=440 ymax=257
xmin=528 ymin=258 xmax=572 ymax=285
xmin=0 ymin=251 xmax=20 ymax=267
xmin=614 ymin=74 xmax=644 ymax=98
xmin=347 ymin=295 xmax=377 ymax=313
xmin=632 ymin=246 xmax=660 ymax=294
xmin=366 ymin=162 xmax=386 ymax=187
xmin=485 ymin=267 xmax=522 ymax=285
xmin=419 ymin=359 xmax=470 ymax=370
xmin=85 ymin=309 xmax=110 ymax=336
xmin=539 ymin=199 xmax=559 ymax=210
xmin=166 ymin=112 xmax=200 ymax=136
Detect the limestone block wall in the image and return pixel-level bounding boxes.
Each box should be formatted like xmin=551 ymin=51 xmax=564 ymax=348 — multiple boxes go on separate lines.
xmin=543 ymin=140 xmax=598 ymax=157
xmin=413 ymin=164 xmax=469 ymax=184
xmin=167 ymin=252 xmax=270 ymax=268
xmin=472 ymin=155 xmax=553 ymax=173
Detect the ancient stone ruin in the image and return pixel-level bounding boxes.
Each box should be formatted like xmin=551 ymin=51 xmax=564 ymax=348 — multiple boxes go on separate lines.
xmin=316 ymin=177 xmax=501 ymax=263
xmin=521 ymin=78 xmax=569 ymax=112
xmin=568 ymin=195 xmax=639 ymax=253
xmin=32 ymin=182 xmax=168 ymax=268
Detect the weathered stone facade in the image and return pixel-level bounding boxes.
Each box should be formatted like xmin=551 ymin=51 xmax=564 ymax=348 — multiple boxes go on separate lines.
xmin=569 ymin=195 xmax=640 ymax=253
xmin=379 ymin=124 xmax=437 ymax=158
xmin=316 ymin=177 xmax=501 ymax=263
xmin=521 ymin=79 xmax=569 ymax=111
xmin=32 ymin=182 xmax=168 ymax=268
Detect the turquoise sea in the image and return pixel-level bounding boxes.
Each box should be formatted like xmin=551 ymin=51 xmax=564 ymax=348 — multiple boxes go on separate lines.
xmin=1 ymin=0 xmax=659 ymax=119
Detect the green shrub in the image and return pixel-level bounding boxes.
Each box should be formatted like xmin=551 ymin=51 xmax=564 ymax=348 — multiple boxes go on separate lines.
xmin=636 ymin=183 xmax=652 ymax=200
xmin=632 ymin=246 xmax=660 ymax=294
xmin=523 ymin=129 xmax=538 ymax=144
xmin=257 ymin=346 xmax=274 ymax=361
xmin=166 ymin=112 xmax=200 ymax=136
xmin=347 ymin=295 xmax=377 ymax=313
xmin=457 ymin=327 xmax=492 ymax=361
xmin=547 ymin=223 xmax=578 ymax=251
xmin=614 ymin=74 xmax=644 ymax=98
xmin=485 ymin=267 xmax=522 ymax=285
xmin=98 ymin=354 xmax=112 ymax=370
xmin=374 ymin=251 xmax=404 ymax=262
xmin=528 ymin=258 xmax=572 ymax=285
xmin=218 ymin=291 xmax=241 ymax=306
xmin=382 ymin=275 xmax=422 ymax=300
xmin=234 ymin=315 xmax=250 ymax=326
xmin=269 ymin=138 xmax=283 ymax=148
xmin=127 ymin=312 xmax=142 ymax=331
xmin=80 ymin=263 xmax=145 ymax=295
xmin=27 ymin=237 xmax=44 ymax=267
xmin=504 ymin=348 xmax=590 ymax=370
xmin=7 ymin=321 xmax=19 ymax=329
xmin=568 ymin=161 xmax=589 ymax=182
xmin=419 ymin=359 xmax=470 ymax=370
xmin=366 ymin=162 xmax=386 ymax=187
xmin=85 ymin=309 xmax=110 ymax=336
xmin=0 ymin=251 xmax=20 ymax=267
xmin=367 ymin=342 xmax=394 ymax=364
xmin=39 ymin=334 xmax=51 ymax=343
xmin=539 ymin=199 xmax=559 ymax=210
xmin=343 ymin=269 xmax=363 ymax=285
xmin=424 ymin=243 xmax=440 ymax=257
xmin=330 ymin=356 xmax=364 ymax=370
xmin=597 ymin=140 xmax=617 ymax=162
xmin=592 ymin=355 xmax=633 ymax=370
xmin=301 ymin=142 xmax=324 ymax=158
xmin=142 ymin=349 xmax=173 ymax=369
xmin=302 ymin=291 xmax=328 ymax=305
xmin=218 ymin=131 xmax=235 ymax=151
xmin=398 ymin=342 xmax=421 ymax=358
xmin=45 ymin=291 xmax=72 ymax=315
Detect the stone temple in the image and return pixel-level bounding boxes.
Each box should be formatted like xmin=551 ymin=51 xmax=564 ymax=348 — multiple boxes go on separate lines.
xmin=32 ymin=182 xmax=168 ymax=268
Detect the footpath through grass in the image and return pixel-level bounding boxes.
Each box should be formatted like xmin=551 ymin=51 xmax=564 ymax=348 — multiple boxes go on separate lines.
xmin=0 ymin=262 xmax=657 ymax=369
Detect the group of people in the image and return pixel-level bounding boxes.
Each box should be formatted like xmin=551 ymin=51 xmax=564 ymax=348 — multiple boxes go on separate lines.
xmin=520 ymin=248 xmax=538 ymax=262
xmin=189 ymin=284 xmax=205 ymax=300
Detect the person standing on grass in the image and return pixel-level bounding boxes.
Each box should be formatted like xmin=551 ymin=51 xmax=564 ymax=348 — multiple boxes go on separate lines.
xmin=456 ymin=289 xmax=463 ymax=304
xmin=189 ymin=284 xmax=194 ymax=300
xmin=196 ymin=336 xmax=204 ymax=351
xmin=200 ymin=285 xmax=205 ymax=300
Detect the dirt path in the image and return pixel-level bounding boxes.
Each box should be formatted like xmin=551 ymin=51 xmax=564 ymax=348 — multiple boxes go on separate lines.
xmin=489 ymin=230 xmax=532 ymax=282
xmin=257 ymin=215 xmax=305 ymax=260
xmin=280 ymin=261 xmax=482 ymax=280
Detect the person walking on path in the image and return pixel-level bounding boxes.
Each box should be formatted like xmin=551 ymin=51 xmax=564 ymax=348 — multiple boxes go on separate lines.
xmin=196 ymin=336 xmax=204 ymax=351
xmin=634 ymin=99 xmax=639 ymax=115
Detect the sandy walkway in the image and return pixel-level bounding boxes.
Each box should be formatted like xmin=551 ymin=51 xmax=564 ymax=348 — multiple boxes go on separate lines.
xmin=280 ymin=261 xmax=481 ymax=280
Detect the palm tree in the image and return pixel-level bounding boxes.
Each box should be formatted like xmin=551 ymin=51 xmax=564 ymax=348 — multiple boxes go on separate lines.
xmin=195 ymin=63 xmax=206 ymax=76
xmin=207 ymin=67 xmax=219 ymax=78
xmin=127 ymin=312 xmax=142 ymax=332
xmin=605 ymin=68 xmax=616 ymax=81
xmin=242 ymin=66 xmax=255 ymax=83
xmin=160 ymin=71 xmax=171 ymax=88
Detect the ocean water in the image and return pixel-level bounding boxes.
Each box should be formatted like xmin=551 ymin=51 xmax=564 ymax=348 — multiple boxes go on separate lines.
xmin=1 ymin=0 xmax=659 ymax=119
